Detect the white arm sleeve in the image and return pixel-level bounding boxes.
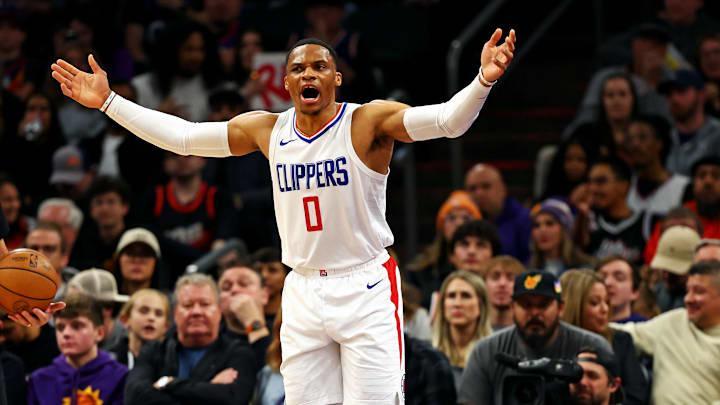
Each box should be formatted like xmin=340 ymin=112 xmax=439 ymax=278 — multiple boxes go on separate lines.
xmin=104 ymin=93 xmax=232 ymax=157
xmin=403 ymin=69 xmax=493 ymax=141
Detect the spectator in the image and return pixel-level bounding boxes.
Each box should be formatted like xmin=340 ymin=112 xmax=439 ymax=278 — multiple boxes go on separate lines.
xmin=251 ymin=247 xmax=288 ymax=331
xmin=69 ymin=176 xmax=131 ymax=271
xmin=134 ymin=152 xmax=238 ymax=276
xmin=115 ymin=227 xmax=168 ymax=296
xmin=255 ymin=309 xmax=284 ymax=405
xmin=643 ymin=205 xmax=706 ymax=265
xmin=406 ymin=190 xmax=481 ymax=309
xmin=48 ymin=144 xmax=94 ymax=204
xmin=124 ymin=273 xmax=256 ymax=404
xmin=695 ymin=238 xmax=720 ymax=262
xmin=67 ymin=268 xmax=129 ymax=351
xmin=0 ymin=92 xmax=64 ymax=209
xmin=111 ymin=289 xmax=170 ymax=369
xmin=25 ymin=221 xmax=78 ymax=300
xmin=482 ymin=255 xmax=524 ymax=330
xmin=662 ymin=69 xmax=720 ymax=176
xmin=649 ymin=0 xmax=720 ymax=62
xmin=0 ymin=11 xmax=40 ymax=101
xmin=448 ymin=219 xmax=501 ymax=275
xmin=697 ymin=33 xmax=720 ymax=117
xmin=529 ymin=198 xmax=594 ymax=276
xmin=405 ymin=332 xmax=457 ymax=405
xmin=233 ymin=28 xmax=265 ymax=102
xmin=431 ymin=271 xmax=492 ymax=392
xmin=131 ymin=19 xmax=221 ymax=122
xmin=587 ymin=157 xmax=647 ymax=265
xmin=27 ymin=295 xmax=128 ymax=405
xmin=36 ymin=198 xmax=83 ymax=255
xmin=402 ymin=281 xmax=432 ymax=342
xmin=458 ymin=270 xmax=611 ymax=405
xmin=559 ymin=269 xmax=649 ymax=405
xmin=0 ymin=174 xmax=33 ymax=250
xmin=625 ymin=115 xmax=690 ymax=239
xmin=596 ymin=256 xmax=647 ymax=323
xmin=218 ymin=264 xmax=271 ymax=371
xmin=540 ymin=134 xmax=601 ymax=201
xmin=465 ymin=164 xmax=531 ymax=263
xmin=569 ymin=347 xmax=624 ymax=405
xmin=650 ymin=225 xmax=701 ymax=312
xmin=0 ymin=310 xmax=59 ymax=375
xmin=612 ymin=260 xmax=720 ymax=404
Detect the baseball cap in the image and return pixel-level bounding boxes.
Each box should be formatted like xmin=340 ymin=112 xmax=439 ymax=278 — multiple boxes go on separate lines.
xmin=530 ymin=198 xmax=574 ymax=232
xmin=116 ymin=228 xmax=161 ymax=258
xmin=49 ymin=145 xmax=84 ymax=185
xmin=512 ymin=270 xmax=562 ymax=301
xmin=658 ymin=69 xmax=705 ymax=95
xmin=68 ymin=268 xmax=129 ymax=303
xmin=436 ymin=190 xmax=482 ymax=232
xmin=650 ymin=226 xmax=701 ymax=275
xmin=576 ymin=346 xmax=625 ymax=404
xmin=632 ymin=23 xmax=670 ymax=43
xmin=690 ymin=155 xmax=720 ymax=177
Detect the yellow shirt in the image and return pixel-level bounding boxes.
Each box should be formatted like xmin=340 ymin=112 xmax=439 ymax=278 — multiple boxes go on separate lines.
xmin=611 ymin=309 xmax=720 ymax=405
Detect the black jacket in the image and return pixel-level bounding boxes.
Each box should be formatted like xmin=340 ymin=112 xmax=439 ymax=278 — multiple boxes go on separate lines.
xmin=124 ymin=333 xmax=256 ymax=405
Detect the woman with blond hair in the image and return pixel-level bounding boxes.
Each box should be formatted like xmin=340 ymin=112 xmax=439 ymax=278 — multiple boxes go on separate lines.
xmin=432 ymin=270 xmax=492 ymax=391
xmin=559 ymin=269 xmax=649 ymax=405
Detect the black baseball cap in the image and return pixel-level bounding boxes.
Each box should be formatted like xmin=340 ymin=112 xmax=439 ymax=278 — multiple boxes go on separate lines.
xmin=576 ymin=346 xmax=625 ymax=404
xmin=512 ymin=270 xmax=562 ymax=301
xmin=632 ymin=23 xmax=670 ymax=44
xmin=658 ymin=69 xmax=705 ymax=94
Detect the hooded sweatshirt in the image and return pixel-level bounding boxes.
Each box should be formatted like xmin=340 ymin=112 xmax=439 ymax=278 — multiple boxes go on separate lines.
xmin=27 ymin=349 xmax=128 ymax=405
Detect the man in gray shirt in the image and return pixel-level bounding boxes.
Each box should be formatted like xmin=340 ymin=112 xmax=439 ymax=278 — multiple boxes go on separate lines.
xmin=458 ymin=270 xmax=611 ymax=405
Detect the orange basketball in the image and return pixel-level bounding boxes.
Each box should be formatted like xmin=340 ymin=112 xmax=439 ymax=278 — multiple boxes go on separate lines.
xmin=0 ymin=249 xmax=59 ymax=314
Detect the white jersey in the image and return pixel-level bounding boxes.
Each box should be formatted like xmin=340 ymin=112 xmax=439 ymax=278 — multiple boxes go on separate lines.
xmin=268 ymin=103 xmax=394 ymax=269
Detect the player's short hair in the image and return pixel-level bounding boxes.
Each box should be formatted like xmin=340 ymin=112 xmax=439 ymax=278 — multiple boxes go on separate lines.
xmin=449 ymin=219 xmax=502 ymax=257
xmin=54 ymin=294 xmax=104 ymax=327
xmin=286 ymin=38 xmax=339 ymax=68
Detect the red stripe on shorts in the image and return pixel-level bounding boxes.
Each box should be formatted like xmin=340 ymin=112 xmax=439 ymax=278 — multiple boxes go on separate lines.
xmin=383 ymin=257 xmax=402 ymax=363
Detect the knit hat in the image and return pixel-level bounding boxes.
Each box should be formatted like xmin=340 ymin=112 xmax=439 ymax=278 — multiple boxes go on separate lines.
xmin=530 ymin=198 xmax=575 ymax=232
xmin=436 ymin=190 xmax=482 ymax=232
xmin=650 ymin=226 xmax=701 ymax=275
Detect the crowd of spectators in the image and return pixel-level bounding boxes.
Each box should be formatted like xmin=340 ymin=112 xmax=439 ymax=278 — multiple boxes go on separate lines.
xmin=0 ymin=0 xmax=718 ymax=404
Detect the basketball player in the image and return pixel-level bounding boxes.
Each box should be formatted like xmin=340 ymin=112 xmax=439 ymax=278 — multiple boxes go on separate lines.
xmin=51 ymin=28 xmax=516 ymax=404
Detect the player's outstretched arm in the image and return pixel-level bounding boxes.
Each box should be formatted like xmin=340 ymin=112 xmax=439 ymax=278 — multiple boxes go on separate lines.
xmin=373 ymin=28 xmax=515 ymax=143
xmin=51 ymin=55 xmax=263 ymax=158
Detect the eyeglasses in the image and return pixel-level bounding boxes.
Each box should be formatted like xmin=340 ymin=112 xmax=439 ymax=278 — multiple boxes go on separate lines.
xmin=28 ymin=244 xmax=59 ymax=254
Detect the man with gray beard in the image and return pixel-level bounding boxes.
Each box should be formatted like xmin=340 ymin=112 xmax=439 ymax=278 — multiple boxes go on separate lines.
xmin=662 ymin=69 xmax=720 ymax=176
xmin=458 ymin=270 xmax=611 ymax=405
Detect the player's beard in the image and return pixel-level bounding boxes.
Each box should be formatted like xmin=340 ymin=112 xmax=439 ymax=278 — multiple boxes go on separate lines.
xmin=516 ymin=316 xmax=559 ymax=350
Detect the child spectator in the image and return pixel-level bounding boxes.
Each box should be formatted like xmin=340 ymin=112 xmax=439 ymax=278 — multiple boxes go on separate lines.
xmin=27 ymin=295 xmax=128 ymax=405
xmin=111 ymin=289 xmax=170 ymax=369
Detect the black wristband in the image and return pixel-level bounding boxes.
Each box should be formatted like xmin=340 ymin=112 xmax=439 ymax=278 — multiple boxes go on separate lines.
xmin=0 ymin=203 xmax=8 ymax=239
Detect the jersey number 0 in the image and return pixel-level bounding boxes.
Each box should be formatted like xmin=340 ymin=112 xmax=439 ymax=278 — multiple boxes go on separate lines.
xmin=303 ymin=196 xmax=323 ymax=231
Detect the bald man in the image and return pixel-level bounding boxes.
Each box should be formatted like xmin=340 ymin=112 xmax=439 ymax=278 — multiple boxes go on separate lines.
xmin=465 ymin=164 xmax=531 ymax=263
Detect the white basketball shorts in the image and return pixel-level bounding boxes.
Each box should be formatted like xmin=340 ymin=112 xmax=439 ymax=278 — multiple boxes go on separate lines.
xmin=280 ymin=250 xmax=405 ymax=405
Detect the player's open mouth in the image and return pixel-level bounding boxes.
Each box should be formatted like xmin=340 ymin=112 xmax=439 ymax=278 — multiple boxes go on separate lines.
xmin=301 ymin=86 xmax=320 ymax=103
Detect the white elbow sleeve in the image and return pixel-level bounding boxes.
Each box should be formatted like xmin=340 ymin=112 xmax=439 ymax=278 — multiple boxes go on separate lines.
xmin=403 ymin=71 xmax=493 ymax=141
xmin=105 ymin=92 xmax=232 ymax=157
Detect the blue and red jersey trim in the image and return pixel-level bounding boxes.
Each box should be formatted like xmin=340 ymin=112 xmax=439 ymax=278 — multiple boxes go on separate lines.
xmin=292 ymin=103 xmax=347 ymax=144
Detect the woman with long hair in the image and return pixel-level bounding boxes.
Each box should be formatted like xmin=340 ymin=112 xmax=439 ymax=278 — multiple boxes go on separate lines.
xmin=529 ymin=198 xmax=594 ymax=276
xmin=560 ymin=269 xmax=649 ymax=405
xmin=432 ymin=270 xmax=492 ymax=390
xmin=542 ymin=134 xmax=601 ymax=201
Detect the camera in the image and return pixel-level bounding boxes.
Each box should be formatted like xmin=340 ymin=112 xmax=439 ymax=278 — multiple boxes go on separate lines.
xmin=496 ymin=352 xmax=583 ymax=405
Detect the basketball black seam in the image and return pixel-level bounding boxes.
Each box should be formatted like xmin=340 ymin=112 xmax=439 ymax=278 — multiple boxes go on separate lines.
xmin=0 ymin=267 xmax=58 ymax=300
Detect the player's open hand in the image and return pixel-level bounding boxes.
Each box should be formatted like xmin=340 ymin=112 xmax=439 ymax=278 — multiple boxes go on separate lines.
xmin=480 ymin=28 xmax=516 ymax=82
xmin=8 ymin=302 xmax=66 ymax=327
xmin=51 ymin=54 xmax=111 ymax=109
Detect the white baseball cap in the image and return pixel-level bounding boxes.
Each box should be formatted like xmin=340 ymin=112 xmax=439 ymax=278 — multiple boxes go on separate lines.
xmin=116 ymin=228 xmax=161 ymax=258
xmin=650 ymin=226 xmax=701 ymax=275
xmin=68 ymin=268 xmax=129 ymax=303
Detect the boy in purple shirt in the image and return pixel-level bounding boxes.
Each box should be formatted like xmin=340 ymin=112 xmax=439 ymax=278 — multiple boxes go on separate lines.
xmin=27 ymin=294 xmax=128 ymax=405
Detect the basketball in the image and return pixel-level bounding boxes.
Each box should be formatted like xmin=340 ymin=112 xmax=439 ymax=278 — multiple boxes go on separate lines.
xmin=0 ymin=249 xmax=59 ymax=314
